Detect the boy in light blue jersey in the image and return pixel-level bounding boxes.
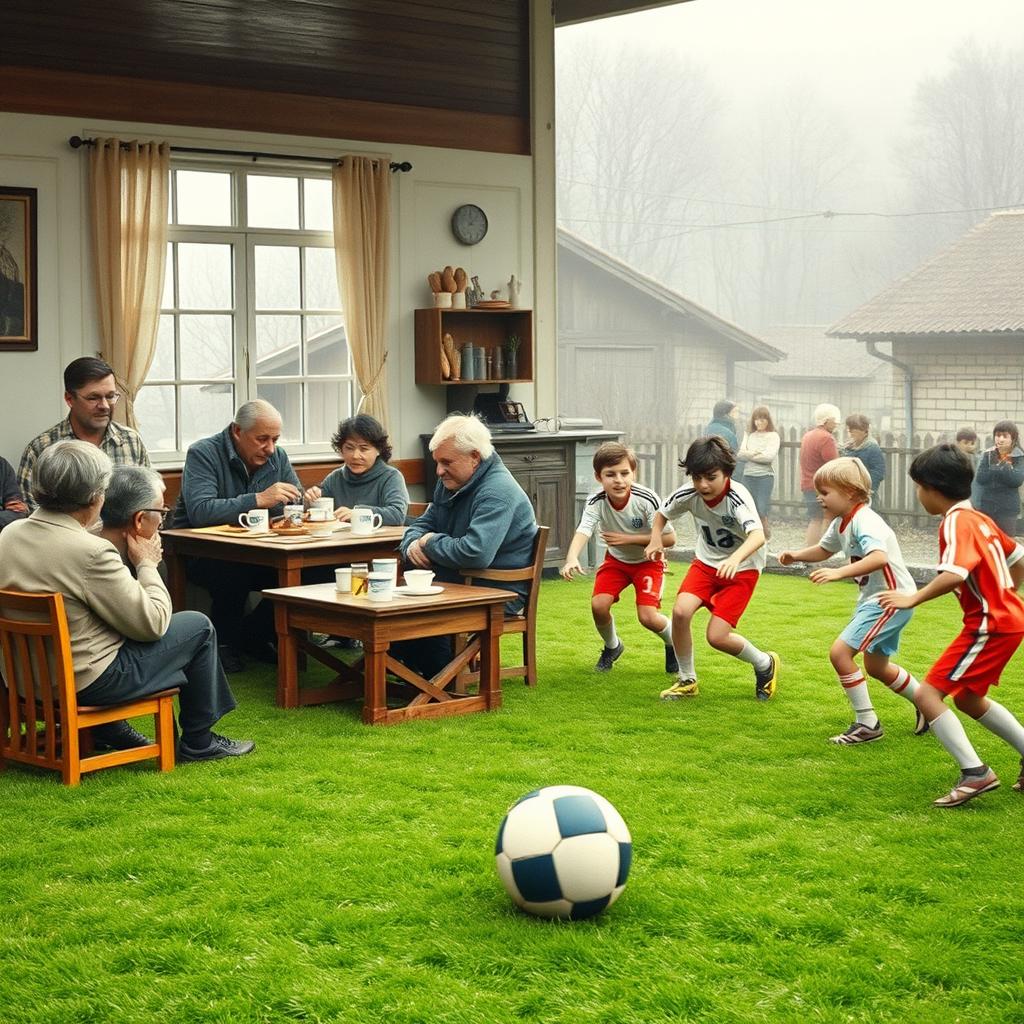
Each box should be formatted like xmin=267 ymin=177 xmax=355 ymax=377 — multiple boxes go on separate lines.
xmin=780 ymin=457 xmax=927 ymax=744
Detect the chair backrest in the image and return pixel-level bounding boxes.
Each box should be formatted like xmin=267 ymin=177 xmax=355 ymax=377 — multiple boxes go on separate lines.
xmin=0 ymin=590 xmax=77 ymax=766
xmin=461 ymin=525 xmax=549 ymax=611
xmin=406 ymin=501 xmax=430 ymax=521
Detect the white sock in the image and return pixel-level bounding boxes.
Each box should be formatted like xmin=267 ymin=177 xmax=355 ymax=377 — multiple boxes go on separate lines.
xmin=839 ymin=670 xmax=876 ymax=725
xmin=977 ymin=701 xmax=1024 ymax=757
xmin=676 ymin=650 xmax=695 ymax=680
xmin=658 ymin=622 xmax=673 ymax=646
xmin=597 ymin=619 xmax=618 ymax=650
xmin=735 ymin=639 xmax=771 ymax=673
xmin=884 ymin=665 xmax=920 ymax=704
xmin=929 ymin=709 xmax=984 ymax=771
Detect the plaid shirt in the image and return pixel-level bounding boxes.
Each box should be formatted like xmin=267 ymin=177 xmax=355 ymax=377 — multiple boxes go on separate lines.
xmin=18 ymin=416 xmax=150 ymax=511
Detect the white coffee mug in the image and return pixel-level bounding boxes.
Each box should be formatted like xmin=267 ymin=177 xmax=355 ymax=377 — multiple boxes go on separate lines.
xmin=335 ymin=567 xmax=352 ymax=592
xmin=238 ymin=509 xmax=270 ymax=532
xmin=367 ymin=571 xmax=394 ymax=602
xmin=283 ymin=504 xmax=304 ymax=527
xmin=372 ymin=557 xmax=398 ymax=587
xmin=308 ymin=507 xmax=330 ymax=522
xmin=351 ymin=506 xmax=383 ymax=535
xmin=313 ymin=497 xmax=335 ymax=514
xmin=404 ymin=569 xmax=435 ymax=594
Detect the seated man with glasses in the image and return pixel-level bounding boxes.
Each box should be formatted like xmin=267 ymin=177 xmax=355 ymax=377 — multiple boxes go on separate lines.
xmin=97 ymin=465 xmax=172 ymax=567
xmin=18 ymin=356 xmax=150 ymax=512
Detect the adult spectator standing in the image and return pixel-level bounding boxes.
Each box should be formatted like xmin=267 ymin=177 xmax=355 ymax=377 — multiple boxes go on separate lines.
xmin=972 ymin=419 xmax=1024 ymax=537
xmin=18 ymin=357 xmax=150 ymax=511
xmin=799 ymin=403 xmax=841 ymax=546
xmin=705 ymin=400 xmax=741 ymax=453
xmin=0 ymin=442 xmax=253 ymax=761
xmin=0 ymin=454 xmax=28 ymax=532
xmin=736 ymin=405 xmax=780 ymax=538
xmin=170 ymin=399 xmax=301 ymax=671
xmin=397 ymin=414 xmax=537 ymax=678
xmin=840 ymin=413 xmax=886 ymax=500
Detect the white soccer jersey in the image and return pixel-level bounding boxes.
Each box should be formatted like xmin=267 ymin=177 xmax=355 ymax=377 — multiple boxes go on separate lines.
xmin=660 ymin=478 xmax=766 ymax=573
xmin=819 ymin=504 xmax=916 ymax=603
xmin=576 ymin=484 xmax=665 ymax=564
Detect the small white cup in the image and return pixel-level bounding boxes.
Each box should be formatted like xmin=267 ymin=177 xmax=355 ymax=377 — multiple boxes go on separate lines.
xmin=310 ymin=521 xmax=334 ymax=538
xmin=404 ymin=569 xmax=435 ymax=594
xmin=308 ymin=507 xmax=330 ymax=522
xmin=238 ymin=509 xmax=270 ymax=533
xmin=313 ymin=497 xmax=335 ymax=514
xmin=351 ymin=507 xmax=383 ymax=535
xmin=335 ymin=567 xmax=352 ymax=592
xmin=283 ymin=504 xmax=304 ymax=527
xmin=367 ymin=571 xmax=394 ymax=602
xmin=372 ymin=557 xmax=398 ymax=587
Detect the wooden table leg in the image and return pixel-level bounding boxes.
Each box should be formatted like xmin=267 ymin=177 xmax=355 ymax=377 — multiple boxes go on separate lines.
xmin=362 ymin=636 xmax=389 ymax=725
xmin=479 ymin=604 xmax=503 ymax=711
xmin=274 ymin=602 xmax=299 ymax=709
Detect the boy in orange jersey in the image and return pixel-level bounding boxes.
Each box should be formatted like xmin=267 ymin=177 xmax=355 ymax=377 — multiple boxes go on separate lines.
xmin=880 ymin=444 xmax=1024 ymax=808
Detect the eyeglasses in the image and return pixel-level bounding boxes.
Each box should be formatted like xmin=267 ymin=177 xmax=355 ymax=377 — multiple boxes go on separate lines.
xmin=141 ymin=508 xmax=171 ymax=527
xmin=75 ymin=390 xmax=122 ymax=406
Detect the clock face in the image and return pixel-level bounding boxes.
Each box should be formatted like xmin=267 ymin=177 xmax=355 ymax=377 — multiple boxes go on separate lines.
xmin=451 ymin=204 xmax=488 ymax=245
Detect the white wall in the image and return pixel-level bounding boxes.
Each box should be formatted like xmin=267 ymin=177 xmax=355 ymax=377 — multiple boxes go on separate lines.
xmin=0 ymin=111 xmax=540 ymax=470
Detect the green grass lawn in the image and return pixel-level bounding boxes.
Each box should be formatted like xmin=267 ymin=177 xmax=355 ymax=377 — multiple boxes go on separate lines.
xmin=3 ymin=571 xmax=1024 ymax=1023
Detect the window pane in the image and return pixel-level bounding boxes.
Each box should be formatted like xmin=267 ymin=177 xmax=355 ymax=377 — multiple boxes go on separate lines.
xmin=304 ymin=247 xmax=340 ymax=310
xmin=255 ymin=245 xmax=300 ymax=309
xmin=163 ymin=243 xmax=174 ymax=308
xmin=176 ymin=170 xmax=232 ymax=226
xmin=178 ymin=243 xmax=232 ymax=309
xmin=305 ymin=315 xmax=347 ymax=376
xmin=247 ymin=175 xmax=299 ymax=229
xmin=180 ymin=314 xmax=233 ymax=380
xmin=256 ymin=315 xmax=301 ymax=377
xmin=149 ymin=315 xmax=176 ymax=380
xmin=256 ymin=380 xmax=301 ymax=443
xmin=134 ymin=385 xmax=177 ymax=453
xmin=306 ymin=380 xmax=350 ymax=443
xmin=180 ymin=384 xmax=234 ymax=448
xmin=303 ymin=178 xmax=332 ymax=231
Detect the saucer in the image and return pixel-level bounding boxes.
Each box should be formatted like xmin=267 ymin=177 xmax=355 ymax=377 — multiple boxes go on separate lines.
xmin=393 ymin=585 xmax=444 ymax=596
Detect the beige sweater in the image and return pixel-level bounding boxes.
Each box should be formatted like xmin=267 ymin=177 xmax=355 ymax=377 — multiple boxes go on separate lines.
xmin=0 ymin=509 xmax=171 ymax=690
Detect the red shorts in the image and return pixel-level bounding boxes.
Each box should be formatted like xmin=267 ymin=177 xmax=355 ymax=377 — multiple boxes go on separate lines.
xmin=677 ymin=559 xmax=759 ymax=628
xmin=926 ymin=629 xmax=1024 ymax=696
xmin=593 ymin=555 xmax=665 ymax=608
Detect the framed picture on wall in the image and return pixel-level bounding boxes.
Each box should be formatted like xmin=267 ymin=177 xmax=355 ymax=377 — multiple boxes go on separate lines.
xmin=0 ymin=186 xmax=38 ymax=352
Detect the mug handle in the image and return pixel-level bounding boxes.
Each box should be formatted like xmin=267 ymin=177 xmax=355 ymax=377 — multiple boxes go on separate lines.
xmin=372 ymin=513 xmax=383 ymax=530
xmin=238 ymin=512 xmax=250 ymax=527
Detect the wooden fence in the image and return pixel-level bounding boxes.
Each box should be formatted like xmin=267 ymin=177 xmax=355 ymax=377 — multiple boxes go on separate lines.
xmin=627 ymin=425 xmax=965 ymax=527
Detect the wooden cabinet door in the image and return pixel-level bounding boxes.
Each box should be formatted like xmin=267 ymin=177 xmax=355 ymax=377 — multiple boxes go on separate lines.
xmin=530 ymin=469 xmax=572 ymax=562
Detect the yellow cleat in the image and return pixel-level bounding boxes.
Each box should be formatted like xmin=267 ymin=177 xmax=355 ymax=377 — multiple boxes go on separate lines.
xmin=660 ymin=679 xmax=699 ymax=700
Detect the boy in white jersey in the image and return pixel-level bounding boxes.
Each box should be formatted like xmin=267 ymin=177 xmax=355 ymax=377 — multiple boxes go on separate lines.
xmin=561 ymin=442 xmax=678 ymax=672
xmin=779 ymin=458 xmax=927 ymax=743
xmin=645 ymin=436 xmax=779 ymax=701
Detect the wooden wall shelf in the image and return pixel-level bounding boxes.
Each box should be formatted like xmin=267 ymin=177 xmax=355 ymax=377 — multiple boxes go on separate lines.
xmin=414 ymin=308 xmax=533 ymax=386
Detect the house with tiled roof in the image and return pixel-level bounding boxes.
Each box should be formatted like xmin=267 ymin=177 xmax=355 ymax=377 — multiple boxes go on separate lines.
xmin=827 ymin=210 xmax=1024 ymax=437
xmin=734 ymin=325 xmax=892 ymax=431
xmin=557 ymin=228 xmax=783 ymax=436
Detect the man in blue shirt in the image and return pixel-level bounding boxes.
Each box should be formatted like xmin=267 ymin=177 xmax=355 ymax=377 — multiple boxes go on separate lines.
xmin=172 ymin=400 xmax=301 ymax=671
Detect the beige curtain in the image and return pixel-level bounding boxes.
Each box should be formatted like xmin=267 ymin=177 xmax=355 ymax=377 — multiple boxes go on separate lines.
xmin=89 ymin=138 xmax=169 ymax=429
xmin=332 ymin=156 xmax=391 ymax=423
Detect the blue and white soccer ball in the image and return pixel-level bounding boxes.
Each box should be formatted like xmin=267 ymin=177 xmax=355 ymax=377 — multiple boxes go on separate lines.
xmin=495 ymin=785 xmax=632 ymax=920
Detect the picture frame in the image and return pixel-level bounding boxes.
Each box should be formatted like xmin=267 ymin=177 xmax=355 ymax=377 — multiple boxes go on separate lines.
xmin=0 ymin=186 xmax=38 ymax=352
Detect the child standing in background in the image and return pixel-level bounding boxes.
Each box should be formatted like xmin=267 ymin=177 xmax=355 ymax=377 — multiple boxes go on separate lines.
xmin=779 ymin=457 xmax=926 ymax=744
xmin=561 ymin=443 xmax=678 ymax=673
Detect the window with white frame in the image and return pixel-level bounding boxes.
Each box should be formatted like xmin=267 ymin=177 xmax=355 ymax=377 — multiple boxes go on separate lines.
xmin=136 ymin=163 xmax=355 ymax=461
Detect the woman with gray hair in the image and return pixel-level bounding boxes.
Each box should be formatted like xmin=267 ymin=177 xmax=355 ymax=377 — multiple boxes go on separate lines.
xmin=0 ymin=442 xmax=253 ymax=762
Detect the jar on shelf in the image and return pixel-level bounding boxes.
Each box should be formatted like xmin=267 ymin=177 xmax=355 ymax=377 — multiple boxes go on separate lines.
xmin=462 ymin=342 xmax=476 ymax=381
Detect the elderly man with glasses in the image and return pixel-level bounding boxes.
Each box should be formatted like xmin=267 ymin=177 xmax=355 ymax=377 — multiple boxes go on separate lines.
xmin=18 ymin=356 xmax=150 ymax=512
xmin=0 ymin=442 xmax=253 ymax=761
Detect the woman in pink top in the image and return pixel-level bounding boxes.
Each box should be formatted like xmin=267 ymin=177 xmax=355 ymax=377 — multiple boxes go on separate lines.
xmin=799 ymin=403 xmax=841 ymax=545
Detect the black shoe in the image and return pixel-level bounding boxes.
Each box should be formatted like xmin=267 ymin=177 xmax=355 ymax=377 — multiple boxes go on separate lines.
xmin=595 ymin=641 xmax=624 ymax=672
xmin=664 ymin=645 xmax=679 ymax=674
xmin=754 ymin=652 xmax=779 ymax=701
xmin=218 ymin=644 xmax=245 ymax=674
xmin=177 ymin=732 xmax=256 ymax=763
xmin=239 ymin=638 xmax=278 ymax=665
xmin=91 ymin=720 xmax=152 ymax=751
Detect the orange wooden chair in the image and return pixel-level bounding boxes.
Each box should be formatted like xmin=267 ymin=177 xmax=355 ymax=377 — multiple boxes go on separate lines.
xmin=0 ymin=590 xmax=178 ymax=785
xmin=456 ymin=525 xmax=549 ymax=690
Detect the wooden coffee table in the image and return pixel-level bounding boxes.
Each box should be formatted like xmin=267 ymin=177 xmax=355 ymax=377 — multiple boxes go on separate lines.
xmin=262 ymin=582 xmax=514 ymax=723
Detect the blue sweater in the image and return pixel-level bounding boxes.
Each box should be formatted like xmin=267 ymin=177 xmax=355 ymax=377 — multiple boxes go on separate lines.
xmin=172 ymin=425 xmax=301 ymax=527
xmin=841 ymin=438 xmax=886 ymax=492
xmin=318 ymin=459 xmax=409 ymax=526
xmin=972 ymin=446 xmax=1024 ymax=521
xmin=705 ymin=417 xmax=738 ymax=452
xmin=401 ymin=452 xmax=537 ymax=606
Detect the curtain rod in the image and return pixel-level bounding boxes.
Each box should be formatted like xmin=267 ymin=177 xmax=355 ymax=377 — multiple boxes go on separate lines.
xmin=68 ymin=136 xmax=412 ymax=172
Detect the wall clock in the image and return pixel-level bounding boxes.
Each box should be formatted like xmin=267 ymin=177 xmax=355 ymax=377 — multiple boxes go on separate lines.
xmin=451 ymin=204 xmax=488 ymax=245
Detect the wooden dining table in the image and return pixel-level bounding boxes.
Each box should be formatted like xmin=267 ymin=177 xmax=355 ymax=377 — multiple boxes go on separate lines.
xmin=261 ymin=581 xmax=514 ymax=722
xmin=160 ymin=524 xmax=407 ymax=611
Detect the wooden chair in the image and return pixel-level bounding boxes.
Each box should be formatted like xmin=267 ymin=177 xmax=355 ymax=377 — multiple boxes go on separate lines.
xmin=0 ymin=590 xmax=178 ymax=785
xmin=405 ymin=501 xmax=430 ymax=523
xmin=456 ymin=525 xmax=549 ymax=690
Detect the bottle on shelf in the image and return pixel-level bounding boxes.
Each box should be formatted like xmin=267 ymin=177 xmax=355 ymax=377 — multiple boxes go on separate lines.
xmin=462 ymin=341 xmax=476 ymax=380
